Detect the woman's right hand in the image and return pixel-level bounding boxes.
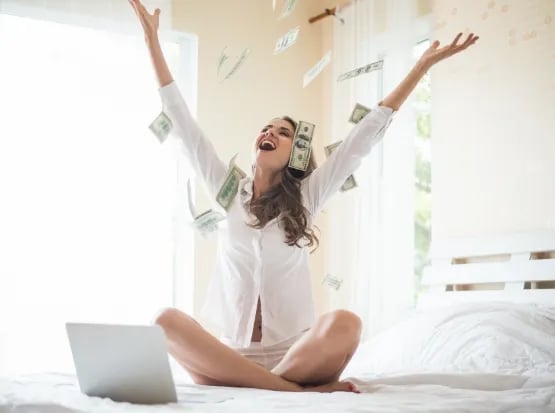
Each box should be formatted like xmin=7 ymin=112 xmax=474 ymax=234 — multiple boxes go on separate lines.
xmin=128 ymin=0 xmax=160 ymax=40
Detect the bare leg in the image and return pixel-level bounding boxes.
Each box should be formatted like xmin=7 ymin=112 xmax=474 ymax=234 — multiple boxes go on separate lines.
xmin=154 ymin=308 xmax=303 ymax=391
xmin=271 ymin=310 xmax=362 ymax=386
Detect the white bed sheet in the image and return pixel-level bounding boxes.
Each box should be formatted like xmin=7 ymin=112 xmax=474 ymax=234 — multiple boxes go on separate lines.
xmin=3 ymin=302 xmax=555 ymax=412
xmin=1 ymin=372 xmax=555 ymax=413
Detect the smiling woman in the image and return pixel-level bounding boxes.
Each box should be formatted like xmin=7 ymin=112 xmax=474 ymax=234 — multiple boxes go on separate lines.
xmin=127 ymin=0 xmax=477 ymax=393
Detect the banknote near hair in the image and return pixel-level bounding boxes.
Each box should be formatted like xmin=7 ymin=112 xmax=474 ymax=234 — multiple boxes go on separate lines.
xmin=349 ymin=103 xmax=370 ymax=124
xmin=149 ymin=111 xmax=173 ymax=143
xmin=216 ymin=154 xmax=247 ymax=210
xmin=288 ymin=120 xmax=315 ymax=171
xmin=337 ymin=59 xmax=383 ymax=82
xmin=324 ymin=141 xmax=357 ymax=192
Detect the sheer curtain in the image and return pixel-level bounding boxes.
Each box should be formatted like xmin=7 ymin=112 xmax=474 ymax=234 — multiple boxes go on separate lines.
xmin=327 ymin=0 xmax=422 ymax=339
xmin=0 ymin=0 xmax=196 ymax=375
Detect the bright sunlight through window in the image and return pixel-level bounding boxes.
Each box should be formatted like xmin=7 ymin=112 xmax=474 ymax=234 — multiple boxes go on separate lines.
xmin=0 ymin=13 xmax=194 ymax=375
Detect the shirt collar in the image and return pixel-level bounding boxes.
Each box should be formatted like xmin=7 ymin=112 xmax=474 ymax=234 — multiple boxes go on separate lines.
xmin=239 ymin=176 xmax=254 ymax=204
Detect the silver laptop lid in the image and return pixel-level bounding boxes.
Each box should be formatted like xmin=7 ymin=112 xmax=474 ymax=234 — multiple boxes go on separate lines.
xmin=66 ymin=323 xmax=177 ymax=404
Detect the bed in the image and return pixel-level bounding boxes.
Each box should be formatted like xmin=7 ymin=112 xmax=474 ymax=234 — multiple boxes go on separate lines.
xmin=2 ymin=231 xmax=555 ymax=412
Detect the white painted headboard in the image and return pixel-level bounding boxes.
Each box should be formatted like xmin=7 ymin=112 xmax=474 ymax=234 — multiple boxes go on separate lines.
xmin=418 ymin=230 xmax=555 ymax=309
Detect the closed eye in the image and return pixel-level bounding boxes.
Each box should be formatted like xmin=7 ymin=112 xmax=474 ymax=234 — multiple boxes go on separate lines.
xmin=279 ymin=128 xmax=292 ymax=137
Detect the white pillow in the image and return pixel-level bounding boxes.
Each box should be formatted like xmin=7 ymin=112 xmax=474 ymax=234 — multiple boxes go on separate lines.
xmin=344 ymin=302 xmax=555 ymax=378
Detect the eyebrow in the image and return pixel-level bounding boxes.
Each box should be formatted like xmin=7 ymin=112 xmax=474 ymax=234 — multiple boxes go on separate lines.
xmin=263 ymin=124 xmax=293 ymax=134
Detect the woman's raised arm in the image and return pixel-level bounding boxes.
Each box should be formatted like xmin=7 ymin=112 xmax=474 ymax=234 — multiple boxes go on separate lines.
xmin=128 ymin=0 xmax=227 ymax=199
xmin=129 ymin=0 xmax=173 ymax=87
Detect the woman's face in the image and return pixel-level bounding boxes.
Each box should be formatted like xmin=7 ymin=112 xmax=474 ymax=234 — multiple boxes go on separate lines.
xmin=254 ymin=118 xmax=295 ymax=172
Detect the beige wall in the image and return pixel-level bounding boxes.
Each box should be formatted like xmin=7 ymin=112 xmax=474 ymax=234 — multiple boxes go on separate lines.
xmin=170 ymin=0 xmax=336 ymax=320
xmin=430 ymin=0 xmax=555 ymax=239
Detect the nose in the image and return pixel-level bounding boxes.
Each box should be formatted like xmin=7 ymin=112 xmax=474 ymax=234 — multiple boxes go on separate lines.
xmin=263 ymin=129 xmax=274 ymax=137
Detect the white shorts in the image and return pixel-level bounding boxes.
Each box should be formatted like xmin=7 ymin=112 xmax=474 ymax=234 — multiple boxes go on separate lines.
xmin=226 ymin=334 xmax=304 ymax=371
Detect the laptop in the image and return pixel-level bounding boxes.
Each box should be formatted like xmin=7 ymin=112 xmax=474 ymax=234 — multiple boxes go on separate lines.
xmin=66 ymin=322 xmax=178 ymax=404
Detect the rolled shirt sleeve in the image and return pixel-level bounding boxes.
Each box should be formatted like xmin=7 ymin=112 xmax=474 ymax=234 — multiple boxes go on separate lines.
xmin=159 ymin=82 xmax=227 ymax=198
xmin=302 ymin=106 xmax=395 ymax=215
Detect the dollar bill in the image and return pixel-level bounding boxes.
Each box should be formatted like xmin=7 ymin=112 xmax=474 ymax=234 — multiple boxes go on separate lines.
xmin=273 ymin=26 xmax=300 ymax=55
xmin=216 ymin=156 xmax=246 ymax=210
xmin=324 ymin=141 xmax=358 ymax=192
xmin=223 ymin=48 xmax=251 ymax=81
xmin=288 ymin=120 xmax=315 ymax=171
xmin=149 ymin=111 xmax=172 ymax=143
xmin=337 ymin=59 xmax=383 ymax=82
xmin=217 ymin=46 xmax=229 ymax=75
xmin=322 ymin=273 xmax=343 ymax=291
xmin=303 ymin=50 xmax=332 ymax=88
xmin=186 ymin=179 xmax=226 ymax=234
xmin=279 ymin=0 xmax=297 ymax=18
xmin=193 ymin=209 xmax=226 ymax=235
xmin=349 ymin=103 xmax=370 ymax=124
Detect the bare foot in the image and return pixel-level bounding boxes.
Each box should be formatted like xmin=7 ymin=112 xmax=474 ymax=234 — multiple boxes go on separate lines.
xmin=303 ymin=380 xmax=360 ymax=393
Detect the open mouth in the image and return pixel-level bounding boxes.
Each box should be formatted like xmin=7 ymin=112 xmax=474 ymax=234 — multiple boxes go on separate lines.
xmin=259 ymin=140 xmax=277 ymax=151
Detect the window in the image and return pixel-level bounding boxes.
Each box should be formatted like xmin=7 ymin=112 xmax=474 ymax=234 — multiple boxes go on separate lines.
xmin=0 ymin=13 xmax=195 ymax=375
xmin=413 ymin=39 xmax=432 ymax=291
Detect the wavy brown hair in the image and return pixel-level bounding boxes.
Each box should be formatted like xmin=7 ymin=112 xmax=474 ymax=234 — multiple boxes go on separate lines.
xmin=249 ymin=116 xmax=319 ymax=251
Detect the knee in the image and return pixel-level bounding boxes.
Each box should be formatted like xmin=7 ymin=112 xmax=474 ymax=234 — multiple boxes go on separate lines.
xmin=321 ymin=310 xmax=362 ymax=341
xmin=152 ymin=307 xmax=181 ymax=329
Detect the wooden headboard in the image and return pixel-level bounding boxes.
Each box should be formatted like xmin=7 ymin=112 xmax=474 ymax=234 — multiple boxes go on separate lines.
xmin=418 ymin=230 xmax=555 ymax=309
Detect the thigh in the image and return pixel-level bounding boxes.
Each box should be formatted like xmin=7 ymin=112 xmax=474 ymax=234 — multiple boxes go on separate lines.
xmin=154 ymin=308 xmax=302 ymax=391
xmin=271 ymin=310 xmax=362 ymax=385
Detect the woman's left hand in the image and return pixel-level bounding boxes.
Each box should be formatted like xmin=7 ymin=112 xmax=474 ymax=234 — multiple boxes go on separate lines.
xmin=419 ymin=32 xmax=479 ymax=69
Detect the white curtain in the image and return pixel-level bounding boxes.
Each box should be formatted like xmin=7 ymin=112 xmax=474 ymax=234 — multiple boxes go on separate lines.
xmin=0 ymin=0 xmax=196 ymax=375
xmin=327 ymin=0 xmax=423 ymax=339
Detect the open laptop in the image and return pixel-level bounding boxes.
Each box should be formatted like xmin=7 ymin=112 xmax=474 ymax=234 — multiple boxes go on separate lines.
xmin=66 ymin=322 xmax=178 ymax=404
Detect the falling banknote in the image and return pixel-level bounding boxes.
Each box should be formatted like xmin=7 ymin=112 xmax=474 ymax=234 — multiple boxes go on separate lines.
xmin=216 ymin=154 xmax=247 ymax=210
xmin=194 ymin=209 xmax=226 ymax=234
xmin=149 ymin=111 xmax=173 ymax=143
xmin=303 ymin=50 xmax=332 ymax=88
xmin=274 ymin=26 xmax=300 ymax=55
xmin=322 ymin=273 xmax=343 ymax=291
xmin=288 ymin=120 xmax=315 ymax=171
xmin=349 ymin=103 xmax=371 ymax=124
xmin=279 ymin=0 xmax=297 ymax=19
xmin=337 ymin=59 xmax=383 ymax=82
xmin=187 ymin=180 xmax=225 ymax=235
xmin=324 ymin=141 xmax=357 ymax=192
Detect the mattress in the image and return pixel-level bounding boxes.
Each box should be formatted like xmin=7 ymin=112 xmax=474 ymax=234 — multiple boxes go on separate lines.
xmin=3 ymin=302 xmax=555 ymax=412
xmin=1 ymin=372 xmax=555 ymax=413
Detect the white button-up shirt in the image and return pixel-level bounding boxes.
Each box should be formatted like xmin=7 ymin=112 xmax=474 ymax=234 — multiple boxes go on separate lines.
xmin=160 ymin=82 xmax=395 ymax=348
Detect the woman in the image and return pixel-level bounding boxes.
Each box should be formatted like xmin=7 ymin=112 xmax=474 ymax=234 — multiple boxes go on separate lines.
xmin=128 ymin=0 xmax=478 ymax=393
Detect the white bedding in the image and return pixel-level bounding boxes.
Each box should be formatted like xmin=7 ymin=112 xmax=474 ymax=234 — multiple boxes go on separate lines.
xmin=2 ymin=302 xmax=555 ymax=413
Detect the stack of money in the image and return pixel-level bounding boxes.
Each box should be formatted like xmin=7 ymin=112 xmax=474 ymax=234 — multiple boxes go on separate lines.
xmin=149 ymin=111 xmax=173 ymax=143
xmin=216 ymin=156 xmax=247 ymax=210
xmin=288 ymin=120 xmax=315 ymax=172
xmin=324 ymin=141 xmax=357 ymax=192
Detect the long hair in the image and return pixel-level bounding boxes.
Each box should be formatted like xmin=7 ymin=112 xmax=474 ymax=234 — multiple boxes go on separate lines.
xmin=249 ymin=116 xmax=319 ymax=251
